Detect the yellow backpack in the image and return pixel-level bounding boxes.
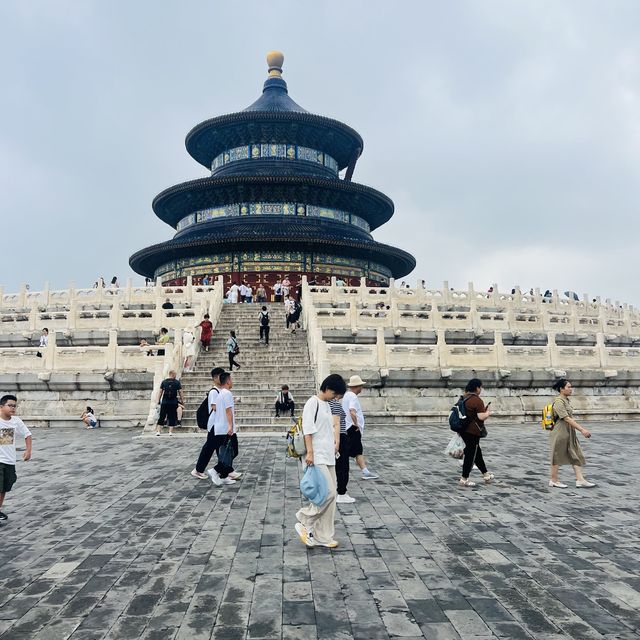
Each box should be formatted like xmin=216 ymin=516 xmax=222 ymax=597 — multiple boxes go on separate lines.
xmin=286 ymin=417 xmax=306 ymax=459
xmin=541 ymin=403 xmax=555 ymax=431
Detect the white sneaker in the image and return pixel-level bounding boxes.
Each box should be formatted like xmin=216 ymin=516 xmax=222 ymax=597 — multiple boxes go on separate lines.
xmin=549 ymin=480 xmax=568 ymax=488
xmin=228 ymin=471 xmax=243 ymax=480
xmin=362 ymin=470 xmax=379 ymax=480
xmin=208 ymin=469 xmax=222 ymax=486
xmin=155 ymin=432 xmax=161 ymax=436
xmin=336 ymin=494 xmax=356 ymax=504
xmin=295 ymin=522 xmax=316 ymax=547
xmin=221 ymin=478 xmax=236 ymax=485
xmin=576 ymin=480 xmax=596 ymax=488
xmin=191 ymin=469 xmax=208 ymax=480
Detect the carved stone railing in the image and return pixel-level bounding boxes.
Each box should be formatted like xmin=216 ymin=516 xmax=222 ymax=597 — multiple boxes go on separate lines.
xmin=300 ymin=276 xmax=640 ymax=382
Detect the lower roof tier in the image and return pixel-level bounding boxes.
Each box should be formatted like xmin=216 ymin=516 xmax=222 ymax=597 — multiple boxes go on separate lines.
xmin=129 ymin=217 xmax=415 ymax=280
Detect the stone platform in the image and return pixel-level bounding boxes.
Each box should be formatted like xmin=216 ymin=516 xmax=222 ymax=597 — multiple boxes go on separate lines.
xmin=0 ymin=424 xmax=639 ymax=639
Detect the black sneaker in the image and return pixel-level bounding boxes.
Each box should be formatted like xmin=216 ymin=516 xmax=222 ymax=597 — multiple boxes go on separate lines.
xmin=0 ymin=511 xmax=8 ymax=521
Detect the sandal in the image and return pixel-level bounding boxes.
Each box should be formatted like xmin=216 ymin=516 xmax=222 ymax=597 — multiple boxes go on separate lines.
xmin=459 ymin=478 xmax=476 ymax=487
xmin=483 ymin=473 xmax=494 ymax=483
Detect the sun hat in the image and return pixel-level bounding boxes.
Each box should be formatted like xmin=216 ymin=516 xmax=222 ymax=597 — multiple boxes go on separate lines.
xmin=347 ymin=375 xmax=366 ymax=387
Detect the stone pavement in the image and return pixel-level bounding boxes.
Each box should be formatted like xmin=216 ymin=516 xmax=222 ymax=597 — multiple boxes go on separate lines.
xmin=1 ymin=423 xmax=639 ymax=639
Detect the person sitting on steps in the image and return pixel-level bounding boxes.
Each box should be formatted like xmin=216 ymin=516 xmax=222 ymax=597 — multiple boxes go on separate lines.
xmin=275 ymin=385 xmax=295 ymax=417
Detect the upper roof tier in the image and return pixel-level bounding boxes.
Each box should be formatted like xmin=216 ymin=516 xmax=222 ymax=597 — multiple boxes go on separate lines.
xmin=185 ymin=51 xmax=363 ymax=171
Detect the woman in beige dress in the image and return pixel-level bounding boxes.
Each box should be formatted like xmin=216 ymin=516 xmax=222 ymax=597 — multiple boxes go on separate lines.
xmin=549 ymin=379 xmax=596 ymax=488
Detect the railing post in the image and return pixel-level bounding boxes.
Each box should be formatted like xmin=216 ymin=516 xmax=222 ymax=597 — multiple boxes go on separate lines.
xmin=124 ymin=277 xmax=133 ymax=306
xmin=107 ymin=330 xmax=118 ymax=370
xmin=17 ymin=283 xmax=28 ymax=308
xmin=376 ymin=327 xmax=387 ymax=368
xmin=42 ymin=281 xmax=51 ymax=307
xmin=45 ymin=330 xmax=56 ymax=370
xmin=349 ymin=300 xmax=358 ymax=335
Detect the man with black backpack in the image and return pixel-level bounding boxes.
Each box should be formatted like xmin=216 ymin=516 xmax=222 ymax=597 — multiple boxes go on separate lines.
xmin=258 ymin=306 xmax=270 ymax=345
xmin=191 ymin=367 xmax=225 ymax=479
xmin=155 ymin=370 xmax=183 ymax=436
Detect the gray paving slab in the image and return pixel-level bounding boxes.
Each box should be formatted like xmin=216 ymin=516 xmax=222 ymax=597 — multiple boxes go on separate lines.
xmin=0 ymin=423 xmax=639 ymax=639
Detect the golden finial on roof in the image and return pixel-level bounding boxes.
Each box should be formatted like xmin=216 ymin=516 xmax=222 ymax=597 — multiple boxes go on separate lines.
xmin=266 ymin=50 xmax=284 ymax=78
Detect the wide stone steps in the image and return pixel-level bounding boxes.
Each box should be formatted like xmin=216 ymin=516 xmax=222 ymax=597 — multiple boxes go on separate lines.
xmin=177 ymin=304 xmax=315 ymax=432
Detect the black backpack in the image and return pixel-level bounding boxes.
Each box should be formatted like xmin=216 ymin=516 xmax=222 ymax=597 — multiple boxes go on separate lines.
xmin=196 ymin=388 xmax=218 ymax=430
xmin=449 ymin=395 xmax=470 ymax=432
xmin=260 ymin=312 xmax=270 ymax=327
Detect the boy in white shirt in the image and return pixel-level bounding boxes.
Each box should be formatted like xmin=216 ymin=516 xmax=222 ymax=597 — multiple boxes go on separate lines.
xmin=294 ymin=374 xmax=347 ymax=549
xmin=0 ymin=395 xmax=33 ymax=522
xmin=192 ymin=367 xmax=225 ymax=480
xmin=208 ymin=372 xmax=240 ymax=486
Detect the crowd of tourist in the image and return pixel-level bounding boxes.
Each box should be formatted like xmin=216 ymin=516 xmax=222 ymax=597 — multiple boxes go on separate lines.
xmin=0 ymin=276 xmax=598 ymax=544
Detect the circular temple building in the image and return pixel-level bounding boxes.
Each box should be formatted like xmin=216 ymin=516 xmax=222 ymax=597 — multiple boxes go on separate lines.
xmin=129 ymin=51 xmax=416 ymax=292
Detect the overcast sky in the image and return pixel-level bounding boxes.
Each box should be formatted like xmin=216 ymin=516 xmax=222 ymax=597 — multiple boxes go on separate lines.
xmin=1 ymin=1 xmax=638 ymax=304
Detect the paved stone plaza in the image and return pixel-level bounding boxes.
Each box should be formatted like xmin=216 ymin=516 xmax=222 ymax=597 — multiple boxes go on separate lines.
xmin=1 ymin=423 xmax=639 ymax=640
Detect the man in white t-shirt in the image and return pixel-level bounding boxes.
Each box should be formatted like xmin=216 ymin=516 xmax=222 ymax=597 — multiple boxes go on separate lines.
xmin=294 ymin=374 xmax=347 ymax=549
xmin=208 ymin=372 xmax=239 ymax=487
xmin=0 ymin=394 xmax=33 ymax=523
xmin=192 ymin=367 xmax=225 ymax=480
xmin=342 ymin=375 xmax=379 ymax=480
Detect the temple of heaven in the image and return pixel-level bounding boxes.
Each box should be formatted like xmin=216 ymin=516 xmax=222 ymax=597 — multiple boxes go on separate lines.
xmin=129 ymin=51 xmax=416 ymax=290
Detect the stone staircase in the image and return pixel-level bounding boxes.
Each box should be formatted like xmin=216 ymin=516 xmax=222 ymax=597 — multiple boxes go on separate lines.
xmin=179 ymin=303 xmax=316 ymax=432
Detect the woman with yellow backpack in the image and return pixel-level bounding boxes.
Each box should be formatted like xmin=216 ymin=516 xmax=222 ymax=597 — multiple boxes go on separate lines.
xmin=548 ymin=379 xmax=596 ymax=488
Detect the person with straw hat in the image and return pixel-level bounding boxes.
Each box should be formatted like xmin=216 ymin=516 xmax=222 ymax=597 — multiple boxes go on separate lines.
xmin=342 ymin=375 xmax=379 ymax=481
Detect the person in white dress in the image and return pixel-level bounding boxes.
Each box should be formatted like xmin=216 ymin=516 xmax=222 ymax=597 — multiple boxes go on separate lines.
xmin=182 ymin=330 xmax=196 ymax=372
xmin=228 ymin=282 xmax=239 ymax=304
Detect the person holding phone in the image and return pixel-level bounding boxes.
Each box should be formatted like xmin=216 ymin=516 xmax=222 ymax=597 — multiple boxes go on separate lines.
xmin=548 ymin=379 xmax=596 ymax=488
xmin=459 ymin=378 xmax=494 ymax=487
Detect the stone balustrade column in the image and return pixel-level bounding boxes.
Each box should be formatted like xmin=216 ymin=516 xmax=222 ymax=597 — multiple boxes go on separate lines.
xmin=495 ymin=331 xmax=505 ymax=369
xmin=42 ymin=281 xmax=50 ymax=308
xmin=186 ymin=275 xmax=193 ymax=304
xmin=110 ymin=300 xmax=121 ymax=331
xmin=390 ymin=299 xmax=400 ymax=334
xmin=491 ymin=283 xmax=498 ymax=304
xmin=0 ymin=285 xmax=4 ymax=311
xmin=469 ymin=298 xmax=479 ymax=332
xmin=376 ymin=327 xmax=387 ymax=368
xmin=442 ymin=281 xmax=450 ymax=304
xmin=569 ymin=300 xmax=579 ymax=334
xmin=45 ymin=330 xmax=56 ymax=371
xmin=436 ymin=329 xmax=448 ymax=369
xmin=28 ymin=306 xmax=38 ymax=333
xmin=67 ymin=299 xmax=78 ymax=330
xmin=467 ymin=281 xmax=475 ymax=301
xmin=349 ymin=301 xmax=358 ymax=335
xmin=359 ymin=277 xmax=367 ymax=304
xmin=107 ymin=330 xmax=118 ymax=370
xmin=68 ymin=281 xmax=77 ymax=307
xmin=330 ymin=276 xmax=337 ymax=304
xmin=548 ymin=331 xmax=560 ymax=369
xmin=17 ymin=283 xmax=28 ymax=309
xmin=596 ymin=332 xmax=607 ymax=368
xmin=124 ymin=278 xmax=133 ymax=306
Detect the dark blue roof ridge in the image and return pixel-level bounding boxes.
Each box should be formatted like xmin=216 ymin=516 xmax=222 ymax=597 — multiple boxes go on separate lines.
xmin=243 ymin=76 xmax=308 ymax=113
xmin=185 ymin=110 xmax=364 ymax=170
